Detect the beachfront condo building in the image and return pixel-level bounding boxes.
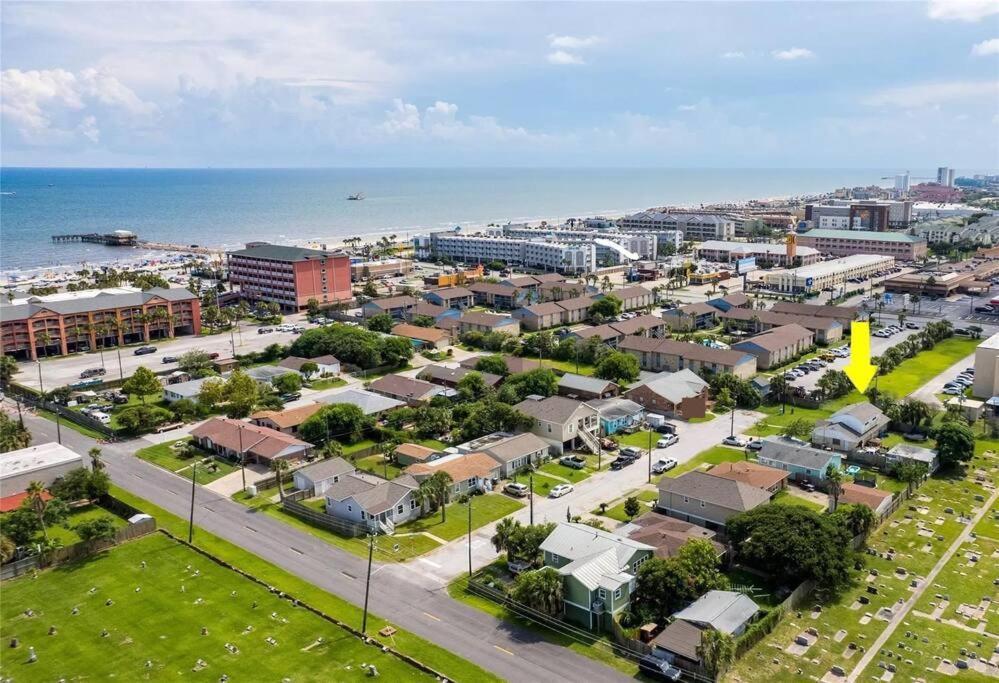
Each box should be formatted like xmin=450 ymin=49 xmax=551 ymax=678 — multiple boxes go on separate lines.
xmin=227 ymin=242 xmax=352 ymax=312
xmin=616 ymin=211 xmax=736 ymax=241
xmin=0 ymin=287 xmax=201 ymax=360
xmin=419 ymin=233 xmax=596 ymax=274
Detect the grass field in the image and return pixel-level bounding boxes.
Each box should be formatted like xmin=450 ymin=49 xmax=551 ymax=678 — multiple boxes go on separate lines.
xmin=46 ymin=505 xmax=126 ymax=546
xmin=0 ymin=534 xmax=430 ymax=682
xmin=659 ymin=445 xmax=747 ymax=481
xmin=537 ymin=453 xmax=603 ymax=483
xmin=395 ymin=493 xmax=524 ymax=541
xmin=134 ymin=439 xmax=238 ymax=485
xmin=770 ymin=489 xmax=825 ymax=512
xmin=518 ymin=355 xmax=598 ymax=377
xmin=108 ymin=486 xmax=498 ymax=682
xmin=593 ymin=488 xmax=658 ymax=522
xmin=307 ymin=377 xmax=347 ymax=391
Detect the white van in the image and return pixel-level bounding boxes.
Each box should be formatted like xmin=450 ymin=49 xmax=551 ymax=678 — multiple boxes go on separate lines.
xmin=90 ymin=411 xmax=112 ymax=425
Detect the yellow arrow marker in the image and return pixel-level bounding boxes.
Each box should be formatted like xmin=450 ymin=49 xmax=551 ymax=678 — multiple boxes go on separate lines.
xmin=844 ymin=320 xmax=878 ymax=392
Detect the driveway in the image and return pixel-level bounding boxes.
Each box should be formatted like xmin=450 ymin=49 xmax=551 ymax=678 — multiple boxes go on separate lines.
xmin=405 ymin=409 xmax=763 ymax=587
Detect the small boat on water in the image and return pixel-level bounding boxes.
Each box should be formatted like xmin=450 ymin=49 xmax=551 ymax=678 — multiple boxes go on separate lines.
xmin=347 ymin=192 xmax=365 ymax=201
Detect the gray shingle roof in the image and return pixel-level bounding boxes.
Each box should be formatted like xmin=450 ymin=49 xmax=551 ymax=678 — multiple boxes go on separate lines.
xmin=658 ymin=471 xmax=771 ymax=512
xmin=368 ymin=374 xmax=442 ymax=400
xmin=627 ymin=369 xmax=708 ymax=404
xmin=759 ymin=436 xmax=838 ymax=468
xmin=416 ymin=364 xmax=502 ymax=387
xmin=295 ymin=457 xmax=355 ymax=484
xmin=733 ymin=324 xmax=813 ymax=352
xmin=319 ymin=388 xmax=404 ymax=415
xmin=673 ymin=590 xmax=759 ymax=635
xmin=557 ymin=373 xmax=618 ymax=395
xmin=588 ymin=397 xmax=644 ymax=421
xmin=514 ymin=395 xmax=595 ymax=424
xmin=483 ymin=432 xmax=550 ymax=463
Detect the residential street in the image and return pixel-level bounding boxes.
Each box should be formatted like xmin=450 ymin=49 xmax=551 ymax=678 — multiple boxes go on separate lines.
xmin=8 ymin=404 xmax=631 ymax=683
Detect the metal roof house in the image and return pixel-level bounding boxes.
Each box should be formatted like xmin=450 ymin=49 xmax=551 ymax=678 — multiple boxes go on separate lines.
xmin=812 ymin=402 xmax=890 ymax=453
xmin=757 ymin=436 xmax=842 ymax=483
xmin=673 ymin=590 xmax=759 ymax=636
xmin=557 ymin=373 xmax=620 ymax=401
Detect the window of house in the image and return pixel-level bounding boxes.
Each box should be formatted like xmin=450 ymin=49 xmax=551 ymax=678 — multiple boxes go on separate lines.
xmin=632 ymin=556 xmax=648 ymax=573
xmin=683 ymin=496 xmax=689 ymax=504
xmin=598 ymin=588 xmax=606 ymax=600
xmin=551 ymin=553 xmax=560 ymax=563
xmin=410 ymin=499 xmax=418 ymax=510
xmin=347 ymin=505 xmax=352 ymax=512
xmin=614 ymin=587 xmax=622 ymax=600
xmin=397 ymin=504 xmax=404 ymax=515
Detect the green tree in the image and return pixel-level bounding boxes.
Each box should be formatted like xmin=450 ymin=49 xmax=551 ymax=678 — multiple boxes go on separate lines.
xmin=88 ymin=447 xmax=105 ymax=472
xmin=826 ymin=465 xmax=845 ymax=512
xmin=306 ymin=298 xmax=321 ymax=317
xmin=413 ymin=406 xmax=453 ymax=438
xmin=116 ymin=405 xmax=174 ymax=434
xmin=708 ymin=372 xmax=762 ymax=409
xmin=0 ymin=535 xmax=15 ymax=563
xmin=320 ymin=440 xmax=343 ymax=460
xmin=623 ymin=496 xmax=641 ymax=519
xmin=474 ymin=355 xmax=510 ymax=376
xmin=178 ymin=350 xmax=214 ymax=377
xmin=300 ymin=403 xmax=372 ymax=445
xmin=26 ymin=481 xmax=68 ymax=541
xmin=0 ymin=507 xmax=40 ymax=545
xmin=891 ymin=460 xmax=928 ymax=496
xmin=491 ymin=517 xmax=519 ymax=554
xmin=780 ymin=417 xmax=814 ymax=440
xmin=588 ymin=295 xmax=622 ymax=319
xmin=459 ymin=399 xmax=533 ymax=441
xmin=698 ymin=629 xmax=736 ymax=679
xmin=170 ymin=398 xmax=199 ymax=422
xmin=899 ymin=398 xmax=933 ymax=432
xmin=197 ymin=377 xmax=227 ymax=409
xmin=0 ymin=355 xmax=18 ymax=388
xmin=632 ymin=539 xmax=729 ymax=623
xmin=0 ymin=413 xmax=31 ymax=453
xmin=594 ymin=351 xmax=639 ymax=384
xmin=121 ymin=366 xmax=162 ymax=405
xmin=934 ymin=422 xmax=975 ymax=468
xmin=299 ymin=361 xmax=319 ymax=380
xmin=428 ymin=471 xmax=454 ymax=522
xmin=411 ymin=314 xmax=436 ymax=328
xmin=272 ymin=372 xmax=303 ymax=395
xmin=75 ymin=516 xmax=118 ymax=544
xmin=510 ymin=567 xmax=563 ymax=616
xmin=456 ymin=371 xmax=492 ymax=402
xmin=223 ymin=370 xmax=261 ymax=418
xmin=498 ymin=368 xmax=559 ymax=404
xmin=270 ymin=459 xmax=290 ymax=500
xmin=830 ymin=503 xmax=876 ymax=538
xmin=367 ymin=313 xmax=394 ymax=333
xmin=50 ymin=468 xmax=110 ymax=501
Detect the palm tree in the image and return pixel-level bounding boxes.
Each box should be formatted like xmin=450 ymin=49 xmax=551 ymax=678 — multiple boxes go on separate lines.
xmin=26 ymin=481 xmax=50 ymax=540
xmin=35 ymin=330 xmax=53 ymax=359
xmin=321 ymin=441 xmax=343 ymax=460
xmin=826 ymin=465 xmax=844 ymax=512
xmin=697 ymin=629 xmax=736 ymax=679
xmin=600 ymin=276 xmax=613 ymax=293
xmin=270 ymin=459 xmax=290 ymax=500
xmin=88 ymin=447 xmax=105 ymax=472
xmin=899 ymin=398 xmax=932 ymax=432
xmin=491 ymin=517 xmax=519 ymax=555
xmin=893 ymin=461 xmax=927 ymax=496
xmin=428 ymin=471 xmax=454 ymax=523
xmin=0 ymin=355 xmax=18 ymax=389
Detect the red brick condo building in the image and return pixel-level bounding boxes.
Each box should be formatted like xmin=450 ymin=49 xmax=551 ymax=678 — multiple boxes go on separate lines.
xmin=227 ymin=242 xmax=351 ymax=312
xmin=1 ymin=287 xmax=201 ymax=360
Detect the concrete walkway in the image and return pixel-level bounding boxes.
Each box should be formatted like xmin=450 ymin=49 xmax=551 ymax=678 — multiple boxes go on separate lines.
xmin=203 ymin=462 xmax=271 ymax=496
xmin=846 ymin=486 xmax=999 ymax=682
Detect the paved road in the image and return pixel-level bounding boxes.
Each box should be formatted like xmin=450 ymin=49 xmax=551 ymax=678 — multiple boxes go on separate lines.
xmin=11 ymin=406 xmax=630 ymax=683
xmin=415 ymin=410 xmax=762 ymax=584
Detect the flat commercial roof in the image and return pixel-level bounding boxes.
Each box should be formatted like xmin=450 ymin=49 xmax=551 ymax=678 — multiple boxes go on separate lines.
xmin=786 ymin=254 xmax=893 ymax=279
xmin=802 ymin=229 xmax=926 ymax=243
xmin=0 ymin=442 xmax=83 ymax=481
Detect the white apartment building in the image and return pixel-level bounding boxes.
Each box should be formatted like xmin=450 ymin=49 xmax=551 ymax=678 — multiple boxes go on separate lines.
xmin=763 ymin=254 xmax=894 ymax=293
xmin=492 ymin=224 xmax=658 ymax=262
xmin=913 ymin=216 xmax=999 ymax=245
xmin=617 ymin=211 xmax=735 ymax=241
xmin=425 ymin=233 xmax=596 ymax=273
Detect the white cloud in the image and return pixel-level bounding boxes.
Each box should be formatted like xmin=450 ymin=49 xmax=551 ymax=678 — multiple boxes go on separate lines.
xmin=971 ymin=38 xmax=999 ymax=56
xmin=928 ymin=0 xmax=999 ymax=22
xmin=547 ymin=50 xmax=585 ymax=66
xmin=772 ymin=47 xmax=814 ymax=61
xmin=547 ymin=34 xmax=602 ymax=49
xmin=720 ymin=51 xmax=745 ymax=59
xmin=864 ymin=80 xmax=999 ymax=107
xmin=379 ymin=99 xmax=547 ymax=146
xmin=676 ymin=104 xmax=698 ymax=112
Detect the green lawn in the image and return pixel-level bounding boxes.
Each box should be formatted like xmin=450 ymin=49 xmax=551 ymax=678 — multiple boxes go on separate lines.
xmin=107 ymin=486 xmax=496 ymax=683
xmin=353 ymin=453 xmax=404 ymax=480
xmin=36 ymin=409 xmax=107 ymax=439
xmin=519 ymin=355 xmax=597 ymax=376
xmin=771 ymin=489 xmax=825 ymax=512
xmin=593 ymin=489 xmax=658 ymax=522
xmin=615 ymin=429 xmax=658 ymax=449
xmin=134 ymin=438 xmax=238 ymax=485
xmin=537 ymin=454 xmax=602 ymax=483
xmin=688 ymin=413 xmax=717 ymax=424
xmin=307 ymin=377 xmax=347 ymax=391
xmin=395 ymin=494 xmax=524 ymax=541
xmin=340 ymin=438 xmax=377 ymax=455
xmin=0 ymin=533 xmax=431 ymax=682
xmin=45 ymin=505 xmax=126 ymax=546
xmin=660 ymin=445 xmax=747 ymax=481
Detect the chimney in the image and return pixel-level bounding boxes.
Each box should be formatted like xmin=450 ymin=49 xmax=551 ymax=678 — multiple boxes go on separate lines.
xmin=786 ymin=233 xmax=797 ymax=262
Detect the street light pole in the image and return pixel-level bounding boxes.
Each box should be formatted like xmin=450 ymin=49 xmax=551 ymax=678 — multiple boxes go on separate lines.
xmin=467 ymin=497 xmax=473 ymax=579
xmin=239 ymin=425 xmax=247 ymax=492
xmin=361 ymin=534 xmax=375 ymax=634
xmin=116 ymin=346 xmax=124 ymax=380
xmin=36 ymin=361 xmax=44 ymax=395
xmin=529 ymin=473 xmax=534 ymax=526
xmin=647 ymin=428 xmax=653 ymax=484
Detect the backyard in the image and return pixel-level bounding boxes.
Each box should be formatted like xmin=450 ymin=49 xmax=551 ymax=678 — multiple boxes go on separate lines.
xmin=0 ymin=533 xmax=431 ymax=682
xmin=395 ymin=493 xmax=524 ymax=541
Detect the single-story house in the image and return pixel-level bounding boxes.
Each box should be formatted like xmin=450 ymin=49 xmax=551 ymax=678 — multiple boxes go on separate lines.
xmin=623 ymin=369 xmax=710 ymax=420
xmin=707 ymin=460 xmax=789 ymax=494
xmin=514 ymin=395 xmax=601 ymax=455
xmin=250 ymin=402 xmax=324 ymax=435
xmin=657 ymin=471 xmax=772 ymax=530
xmin=838 ymin=482 xmax=894 ymax=516
xmin=757 ymin=436 xmax=842 ymax=483
xmin=318 ymin=388 xmax=404 ymax=416
xmin=190 ymin=417 xmax=313 ymax=465
xmin=732 ymin=324 xmax=814 ymax=370
xmin=885 ymin=443 xmax=939 ymax=475
xmin=278 ymin=355 xmax=340 ymax=376
xmin=812 ymin=402 xmax=890 ymax=453
xmin=325 ymin=473 xmax=421 ymax=533
xmin=475 ymin=432 xmax=551 ymax=478
xmin=0 ymin=442 xmax=84 ymax=501
xmin=650 ymin=619 xmax=708 ymax=670
xmin=390 ymin=323 xmax=451 ymax=350
xmin=362 ymin=295 xmax=418 ymax=319
xmin=457 ymin=311 xmax=521 ymax=337
xmin=459 ymin=355 xmax=541 ymax=375
xmin=621 ymin=511 xmax=726 ymax=560
xmin=540 ymin=522 xmax=655 ymax=631
xmin=292 ymin=456 xmax=355 ymax=495
xmin=242 ymin=365 xmax=298 ymax=385
xmin=424 ymin=287 xmax=475 ymax=310
xmin=394 ymin=442 xmax=443 ymax=467
xmin=512 ymin=301 xmax=564 ymax=331
xmin=673 ymin=590 xmax=759 ymax=636
xmin=162 ymin=377 xmax=211 ymax=403
xmin=416 ymin=364 xmax=503 ymax=390
xmin=367 ymin=374 xmax=444 ymax=406
xmin=618 ymin=337 xmax=757 ymax=380
xmin=405 ymin=451 xmax=501 ymax=495
xmin=588 ymin=397 xmax=645 ymax=436
xmin=557 ymin=373 xmax=620 ymax=401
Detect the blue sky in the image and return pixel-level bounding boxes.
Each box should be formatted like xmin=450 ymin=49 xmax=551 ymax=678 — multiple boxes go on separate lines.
xmin=2 ymin=1 xmax=998 ymax=168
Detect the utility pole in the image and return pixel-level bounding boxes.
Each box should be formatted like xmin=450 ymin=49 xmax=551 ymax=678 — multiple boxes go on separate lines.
xmin=116 ymin=346 xmax=124 ymax=380
xmin=239 ymin=425 xmax=246 ymax=492
xmin=362 ymin=534 xmax=374 ymax=634
xmin=36 ymin=361 xmax=44 ymax=395
xmin=730 ymin=406 xmax=736 ymax=438
xmin=529 ymin=473 xmax=534 ymax=526
xmin=647 ymin=428 xmax=653 ymax=484
xmin=188 ymin=462 xmax=197 ymax=543
xmin=467 ymin=497 xmax=473 ymax=578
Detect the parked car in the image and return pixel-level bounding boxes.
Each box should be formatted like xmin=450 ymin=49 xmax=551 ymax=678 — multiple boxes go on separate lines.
xmin=549 ymin=484 xmax=573 ymax=498
xmin=599 ymin=438 xmax=618 ymax=451
xmin=722 ymin=435 xmax=747 ymax=447
xmin=162 ymin=356 xmax=179 ymax=364
xmin=655 ymin=423 xmax=676 ymax=435
xmin=656 ymin=435 xmax=678 ymax=448
xmin=638 ymin=655 xmax=682 ymax=682
xmin=133 ymin=346 xmax=156 ymax=355
xmin=943 ymin=387 xmax=963 ymax=395
xmin=619 ymin=446 xmax=644 ymax=460
xmin=905 ymin=322 xmax=919 ymax=329
xmin=610 ymin=456 xmax=634 ymax=470
xmin=651 ymin=458 xmax=678 ymax=474
xmin=109 ymin=392 xmax=129 ymax=404
xmin=280 ymin=392 xmax=302 ymax=402
xmin=747 ymin=439 xmax=764 ymax=451
xmin=799 ymin=481 xmax=816 ymax=493
xmin=79 ymin=367 xmax=106 ymax=379
xmin=559 ymin=455 xmax=587 ymax=470
xmin=974 ymin=306 xmax=993 ymax=313
xmin=504 ymin=482 xmax=530 ymax=497
xmin=257 ymin=327 xmax=273 ymax=335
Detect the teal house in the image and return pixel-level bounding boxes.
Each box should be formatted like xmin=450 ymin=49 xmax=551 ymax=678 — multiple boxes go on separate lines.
xmin=539 ymin=523 xmax=654 ymax=631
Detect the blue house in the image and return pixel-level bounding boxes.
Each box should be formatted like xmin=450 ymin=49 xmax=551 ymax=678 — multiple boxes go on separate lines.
xmin=757 ymin=436 xmax=841 ymax=483
xmin=589 ymin=397 xmax=645 ymax=436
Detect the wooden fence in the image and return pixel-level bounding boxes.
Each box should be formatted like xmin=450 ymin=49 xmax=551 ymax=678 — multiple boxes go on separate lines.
xmin=281 ymin=496 xmax=368 ymax=538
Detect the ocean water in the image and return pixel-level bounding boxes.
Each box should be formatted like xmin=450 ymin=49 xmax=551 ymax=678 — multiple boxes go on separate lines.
xmin=0 ymin=167 xmax=904 ymax=272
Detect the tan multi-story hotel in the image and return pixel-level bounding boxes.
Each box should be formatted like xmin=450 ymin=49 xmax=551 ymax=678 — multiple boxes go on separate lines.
xmin=227 ymin=242 xmax=352 ymax=311
xmin=796 ymin=229 xmax=927 ymax=261
xmin=1 ymin=287 xmax=201 ymax=360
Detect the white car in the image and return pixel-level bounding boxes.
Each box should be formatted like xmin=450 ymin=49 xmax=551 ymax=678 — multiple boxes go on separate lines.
xmin=549 ymin=483 xmax=573 ymax=498
xmin=652 ymin=458 xmax=678 ymax=474
xmin=656 ymin=435 xmax=678 ymax=448
xmin=722 ymin=435 xmax=747 ymax=447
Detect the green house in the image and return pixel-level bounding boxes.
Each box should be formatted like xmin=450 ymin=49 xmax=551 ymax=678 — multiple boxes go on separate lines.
xmin=539 ymin=522 xmax=655 ymax=631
